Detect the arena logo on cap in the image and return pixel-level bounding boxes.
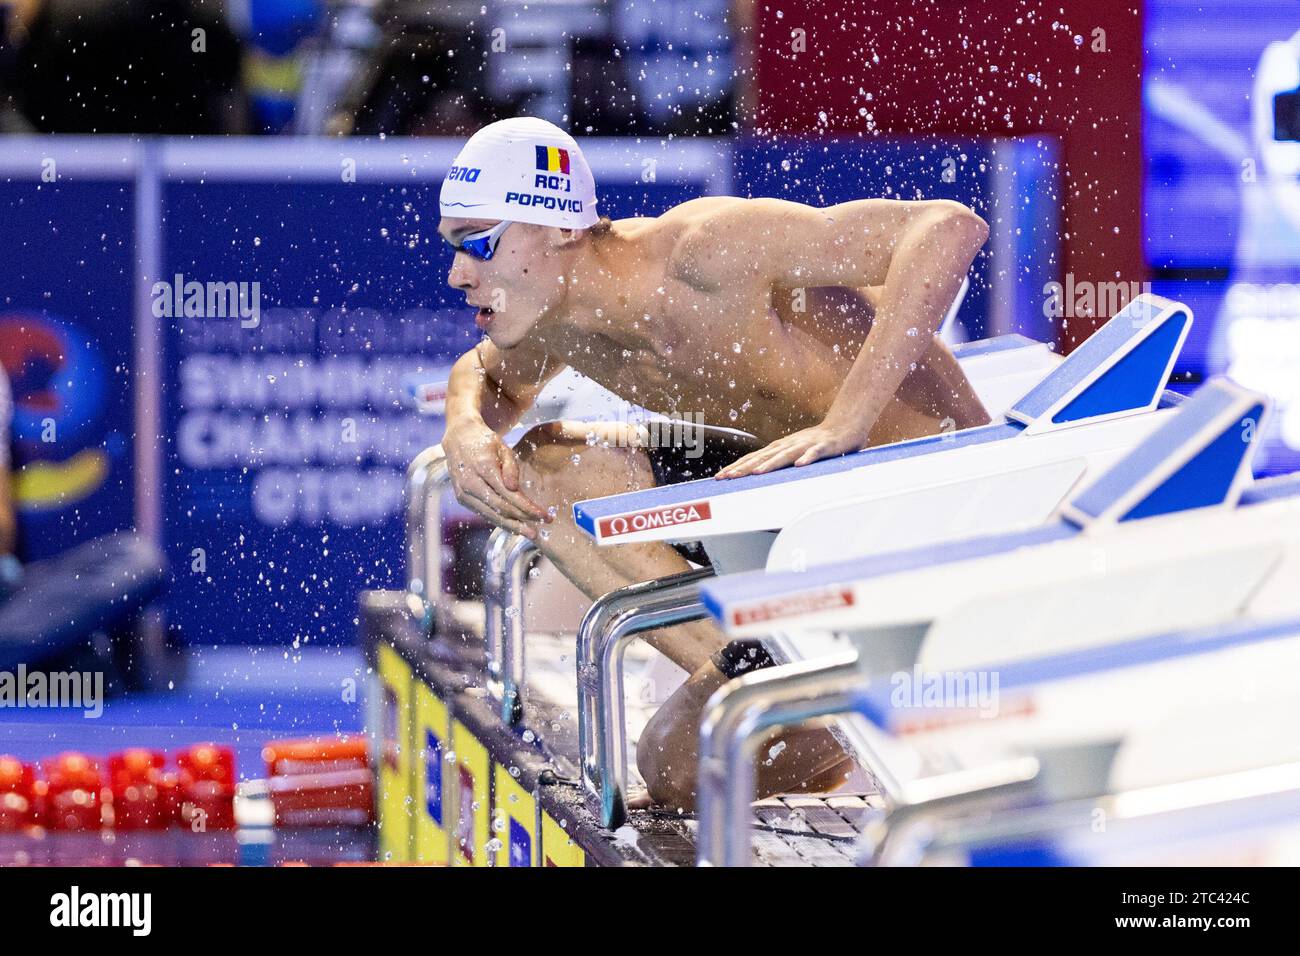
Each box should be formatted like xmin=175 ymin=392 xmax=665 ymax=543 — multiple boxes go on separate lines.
xmin=447 ymin=165 xmax=481 ymax=182
xmin=598 ymin=500 xmax=712 ymax=538
xmin=730 ymin=588 xmax=855 ymax=628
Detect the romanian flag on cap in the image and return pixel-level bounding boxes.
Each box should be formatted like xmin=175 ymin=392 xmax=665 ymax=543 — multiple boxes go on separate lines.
xmin=535 ymin=145 xmax=571 ymax=175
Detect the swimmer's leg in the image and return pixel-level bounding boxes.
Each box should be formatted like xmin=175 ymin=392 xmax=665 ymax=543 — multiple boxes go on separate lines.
xmin=512 ymin=420 xmax=855 ymax=810
xmin=512 ymin=420 xmax=727 ymax=674
xmin=631 ymin=652 xmax=856 ymax=811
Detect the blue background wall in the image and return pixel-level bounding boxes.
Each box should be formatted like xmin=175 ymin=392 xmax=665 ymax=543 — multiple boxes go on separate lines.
xmin=0 ymin=136 xmax=1058 ymax=645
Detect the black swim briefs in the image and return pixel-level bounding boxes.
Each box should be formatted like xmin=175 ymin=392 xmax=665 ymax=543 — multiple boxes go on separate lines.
xmin=644 ymin=422 xmax=766 ymax=487
xmin=641 ymin=422 xmax=779 ymax=680
xmin=641 ymin=422 xmax=764 ymax=566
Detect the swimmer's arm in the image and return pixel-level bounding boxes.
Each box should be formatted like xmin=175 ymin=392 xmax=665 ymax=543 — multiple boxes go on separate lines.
xmin=820 ymin=200 xmax=987 ymax=442
xmin=707 ymin=197 xmax=987 ymax=476
xmin=445 ymin=339 xmax=567 ymax=436
xmin=861 ymin=286 xmax=886 ymax=311
xmin=696 ymin=197 xmax=977 ymax=434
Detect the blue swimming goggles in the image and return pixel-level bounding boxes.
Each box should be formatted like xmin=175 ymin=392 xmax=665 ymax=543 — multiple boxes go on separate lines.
xmin=451 ymin=221 xmax=514 ymax=261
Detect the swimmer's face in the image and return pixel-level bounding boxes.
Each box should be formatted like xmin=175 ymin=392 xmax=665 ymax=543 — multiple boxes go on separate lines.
xmin=440 ymin=216 xmax=574 ymax=349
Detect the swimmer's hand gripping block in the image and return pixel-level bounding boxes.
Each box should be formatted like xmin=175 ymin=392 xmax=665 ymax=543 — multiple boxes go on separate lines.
xmin=574 ymin=293 xmax=1193 ymax=545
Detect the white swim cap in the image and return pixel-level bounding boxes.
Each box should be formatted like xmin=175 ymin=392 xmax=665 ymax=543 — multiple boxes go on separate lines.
xmin=440 ymin=117 xmax=599 ymax=230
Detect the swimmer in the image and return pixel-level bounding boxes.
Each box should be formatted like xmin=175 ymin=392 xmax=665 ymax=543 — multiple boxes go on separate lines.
xmin=438 ymin=117 xmax=991 ymax=811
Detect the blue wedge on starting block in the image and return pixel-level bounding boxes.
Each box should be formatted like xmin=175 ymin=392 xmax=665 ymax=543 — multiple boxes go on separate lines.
xmin=574 ymin=295 xmax=1193 ymax=537
xmin=700 ymin=377 xmax=1280 ymax=627
xmin=1006 ymin=296 xmax=1189 ymax=427
xmin=1061 ymin=381 xmax=1262 ymax=526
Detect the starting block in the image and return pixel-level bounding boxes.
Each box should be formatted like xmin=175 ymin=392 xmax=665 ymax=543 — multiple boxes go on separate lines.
xmin=574 ymin=294 xmax=1191 ymax=556
xmin=705 ymin=377 xmax=1292 ymax=652
xmin=872 ymin=613 xmax=1300 ymax=866
xmin=932 ymin=767 xmax=1300 ymax=866
xmin=571 ymin=294 xmax=1193 ymax=827
xmin=696 ymin=376 xmax=1300 ymax=864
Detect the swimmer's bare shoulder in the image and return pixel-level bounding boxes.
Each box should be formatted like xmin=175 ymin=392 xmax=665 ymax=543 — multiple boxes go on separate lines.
xmin=668 ymin=196 xmax=981 ymax=294
xmin=611 ymin=196 xmax=752 ymax=291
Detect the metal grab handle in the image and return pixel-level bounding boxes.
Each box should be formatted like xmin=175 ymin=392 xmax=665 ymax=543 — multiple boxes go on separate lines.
xmin=693 ymin=653 xmax=1043 ymax=867
xmin=868 ymin=740 xmax=1131 ymax=865
xmin=864 ymin=758 xmax=1043 ymax=866
xmin=866 ymin=739 xmax=1119 ymax=865
xmin=404 ymin=444 xmax=450 ymax=634
xmin=408 ymin=423 xmax=530 ymax=638
xmin=498 ymin=533 xmax=536 ymax=725
xmin=483 ymin=529 xmax=518 ymax=690
xmin=695 ymin=654 xmax=860 ymax=867
xmin=418 ymin=421 xmax=535 ymax=639
xmin=483 ymin=528 xmax=537 ymax=723
xmin=575 ymin=567 xmax=716 ymax=830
